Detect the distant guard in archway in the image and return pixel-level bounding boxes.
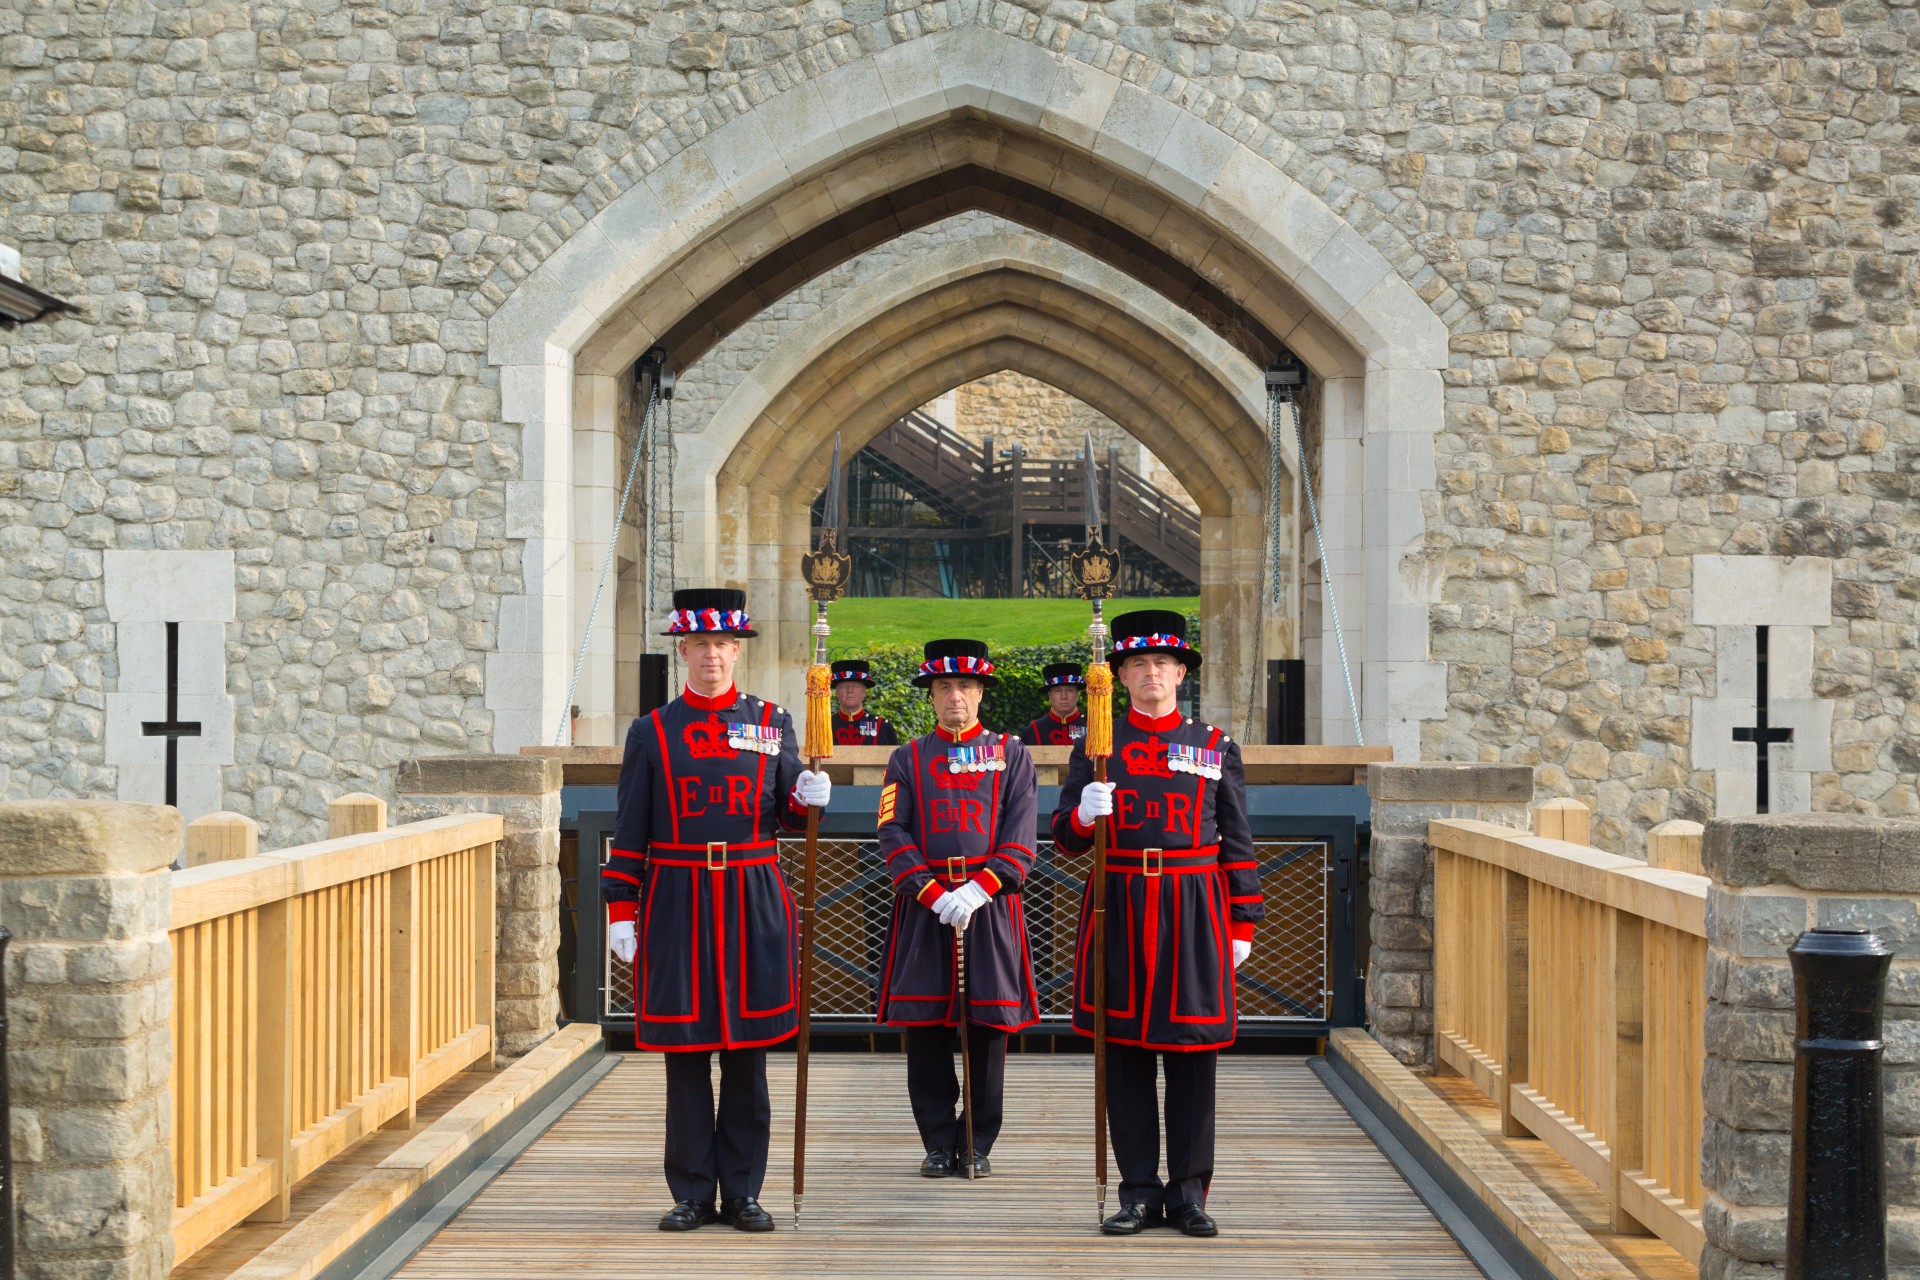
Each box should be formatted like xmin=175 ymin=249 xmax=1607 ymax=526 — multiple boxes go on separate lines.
xmin=875 ymin=638 xmax=1041 ymax=1178
xmin=1017 ymin=662 xmax=1088 ymax=746
xmin=1053 ymin=610 xmax=1263 ymax=1237
xmin=602 ymin=588 xmax=833 ymax=1233
xmin=830 ymin=658 xmax=899 ymax=746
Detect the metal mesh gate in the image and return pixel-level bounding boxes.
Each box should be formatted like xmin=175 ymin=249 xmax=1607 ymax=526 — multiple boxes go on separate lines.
xmin=595 ymin=836 xmax=1334 ymax=1028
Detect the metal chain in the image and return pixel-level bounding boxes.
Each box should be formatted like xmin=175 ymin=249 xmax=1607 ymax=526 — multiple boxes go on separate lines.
xmin=1245 ymin=387 xmax=1288 ymax=742
xmin=1288 ymin=393 xmax=1365 ymax=747
xmin=556 ymin=381 xmax=659 ymax=746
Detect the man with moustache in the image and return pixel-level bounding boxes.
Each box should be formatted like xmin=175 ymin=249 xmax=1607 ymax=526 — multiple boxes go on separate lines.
xmin=602 ymin=588 xmax=833 ymax=1233
xmin=1052 ymin=610 xmax=1262 ymax=1238
xmin=874 ymin=638 xmax=1040 ymax=1178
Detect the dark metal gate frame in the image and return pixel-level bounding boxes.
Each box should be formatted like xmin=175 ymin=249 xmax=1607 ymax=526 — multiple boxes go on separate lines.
xmin=559 ymin=784 xmax=1364 ymax=1039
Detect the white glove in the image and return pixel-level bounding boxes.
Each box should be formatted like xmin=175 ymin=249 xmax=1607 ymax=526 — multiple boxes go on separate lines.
xmin=610 ymin=920 xmax=637 ymax=965
xmin=944 ymin=881 xmax=991 ymax=931
xmin=1076 ymin=780 xmax=1115 ymax=827
xmin=930 ymin=890 xmax=957 ymax=924
xmin=1231 ymin=938 xmax=1252 ymax=970
xmin=794 ymin=769 xmax=831 ymax=808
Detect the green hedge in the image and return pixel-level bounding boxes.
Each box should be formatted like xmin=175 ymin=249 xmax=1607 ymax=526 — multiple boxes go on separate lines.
xmin=844 ymin=611 xmax=1199 ymax=738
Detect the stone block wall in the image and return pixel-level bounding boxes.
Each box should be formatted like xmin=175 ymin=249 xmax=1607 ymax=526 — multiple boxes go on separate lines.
xmin=1366 ymin=761 xmax=1534 ymax=1066
xmin=0 ymin=800 xmax=178 ymax=1280
xmin=394 ymin=753 xmax=562 ymax=1063
xmin=0 ymin=0 xmax=1913 ymax=849
xmin=1700 ymin=814 xmax=1920 ymax=1280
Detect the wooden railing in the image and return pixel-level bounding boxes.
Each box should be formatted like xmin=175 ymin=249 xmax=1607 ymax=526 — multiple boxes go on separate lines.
xmin=166 ymin=805 xmax=500 ymax=1266
xmin=1431 ymin=799 xmax=1706 ymax=1264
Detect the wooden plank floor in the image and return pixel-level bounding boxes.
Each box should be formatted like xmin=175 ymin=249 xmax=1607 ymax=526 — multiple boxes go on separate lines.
xmin=175 ymin=1069 xmax=498 ymax=1280
xmin=395 ymin=1053 xmax=1483 ymax=1278
xmin=1423 ymin=1075 xmax=1696 ymax=1280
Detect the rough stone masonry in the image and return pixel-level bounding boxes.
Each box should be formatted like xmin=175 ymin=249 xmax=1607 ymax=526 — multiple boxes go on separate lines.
xmin=0 ymin=0 xmax=1914 ymax=848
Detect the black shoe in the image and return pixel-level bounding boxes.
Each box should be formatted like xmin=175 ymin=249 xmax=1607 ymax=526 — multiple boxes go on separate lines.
xmin=920 ymin=1147 xmax=959 ymax=1177
xmin=658 ymin=1200 xmax=717 ymax=1231
xmin=723 ymin=1196 xmax=775 ymax=1232
xmin=1170 ymin=1203 xmax=1218 ymax=1237
xmin=1100 ymin=1203 xmax=1165 ymax=1235
xmin=954 ymin=1149 xmax=991 ymax=1178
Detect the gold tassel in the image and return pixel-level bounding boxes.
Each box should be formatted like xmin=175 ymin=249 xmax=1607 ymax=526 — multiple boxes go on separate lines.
xmin=1085 ymin=660 xmax=1113 ymax=759
xmin=804 ymin=663 xmax=834 ymax=761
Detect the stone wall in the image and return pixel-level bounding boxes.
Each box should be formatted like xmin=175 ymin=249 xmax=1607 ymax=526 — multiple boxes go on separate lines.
xmin=1700 ymin=814 xmax=1920 ymax=1280
xmin=0 ymin=0 xmax=1914 ymax=845
xmin=0 ymin=800 xmax=177 ymax=1280
xmin=1366 ymin=762 xmax=1534 ymax=1066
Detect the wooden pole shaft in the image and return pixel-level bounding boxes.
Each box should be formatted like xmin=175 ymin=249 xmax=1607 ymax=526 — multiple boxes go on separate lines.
xmin=794 ymin=783 xmax=820 ymax=1225
xmin=958 ymin=923 xmax=974 ymax=1179
xmin=1091 ymin=754 xmax=1110 ymax=1221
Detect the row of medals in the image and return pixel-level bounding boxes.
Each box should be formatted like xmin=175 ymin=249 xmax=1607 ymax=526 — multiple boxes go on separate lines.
xmin=727 ymin=725 xmax=783 ymax=755
xmin=947 ymin=744 xmax=1006 ymax=773
xmin=1168 ymin=745 xmax=1222 ymax=780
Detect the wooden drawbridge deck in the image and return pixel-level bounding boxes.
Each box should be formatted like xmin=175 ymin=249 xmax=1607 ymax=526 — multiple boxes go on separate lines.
xmin=391 ymin=1053 xmax=1482 ymax=1279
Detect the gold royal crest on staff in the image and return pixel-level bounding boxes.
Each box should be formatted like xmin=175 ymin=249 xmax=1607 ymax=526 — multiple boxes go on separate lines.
xmin=1069 ymin=542 xmax=1119 ymax=600
xmin=802 ymin=529 xmax=850 ymax=604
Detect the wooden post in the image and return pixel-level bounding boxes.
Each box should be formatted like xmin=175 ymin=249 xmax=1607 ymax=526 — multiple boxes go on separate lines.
xmin=183 ymin=811 xmax=258 ymax=868
xmin=384 ymin=862 xmax=420 ymax=1130
xmin=1534 ymin=796 xmax=1592 ymax=846
xmin=1499 ymin=867 xmax=1532 ymax=1138
xmin=1610 ymin=909 xmax=1649 ymax=1234
xmin=472 ymin=839 xmax=497 ymax=1068
xmin=248 ymin=898 xmax=296 ymax=1222
xmin=329 ymin=792 xmax=388 ymax=838
xmin=1007 ymin=450 xmax=1024 ymax=596
xmin=1647 ymin=819 xmax=1704 ymax=875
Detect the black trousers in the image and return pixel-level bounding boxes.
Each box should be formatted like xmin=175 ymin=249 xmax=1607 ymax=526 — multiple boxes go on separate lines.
xmin=904 ymin=1023 xmax=1008 ymax=1156
xmin=1106 ymin=1042 xmax=1217 ymax=1211
xmin=663 ymin=1047 xmax=770 ymax=1205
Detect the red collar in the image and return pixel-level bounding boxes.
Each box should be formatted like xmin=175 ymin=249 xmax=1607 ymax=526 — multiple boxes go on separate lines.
xmin=836 ymin=709 xmax=866 ymax=722
xmin=683 ymin=684 xmax=739 ymax=711
xmin=1047 ymin=709 xmax=1082 ymax=725
xmin=1127 ymin=706 xmax=1183 ymax=733
xmin=935 ymin=720 xmax=985 ymax=743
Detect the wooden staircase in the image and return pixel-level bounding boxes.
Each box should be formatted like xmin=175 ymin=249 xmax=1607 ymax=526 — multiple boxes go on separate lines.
xmin=860 ymin=409 xmax=1201 ymax=590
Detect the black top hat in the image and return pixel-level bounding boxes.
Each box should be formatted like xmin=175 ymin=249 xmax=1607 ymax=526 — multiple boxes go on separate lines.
xmin=1042 ymin=662 xmax=1087 ymax=687
xmin=830 ymin=658 xmax=877 ymax=687
xmin=912 ymin=638 xmax=1000 ymax=688
xmin=662 ymin=587 xmax=758 ymax=637
xmin=1105 ymin=609 xmax=1201 ymax=669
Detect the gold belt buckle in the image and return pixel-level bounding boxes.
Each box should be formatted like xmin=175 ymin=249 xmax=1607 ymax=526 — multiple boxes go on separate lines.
xmin=1143 ymin=847 xmax=1163 ymax=878
xmin=706 ymin=841 xmax=727 ymax=871
xmin=947 ymin=856 xmax=967 ymax=883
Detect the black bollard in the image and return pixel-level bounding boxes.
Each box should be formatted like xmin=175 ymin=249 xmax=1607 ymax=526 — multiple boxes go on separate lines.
xmin=1787 ymin=926 xmax=1892 ymax=1280
xmin=1 ymin=925 xmax=11 ymax=1280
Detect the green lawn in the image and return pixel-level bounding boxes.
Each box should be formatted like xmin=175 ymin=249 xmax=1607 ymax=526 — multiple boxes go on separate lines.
xmin=826 ymin=596 xmax=1199 ymax=651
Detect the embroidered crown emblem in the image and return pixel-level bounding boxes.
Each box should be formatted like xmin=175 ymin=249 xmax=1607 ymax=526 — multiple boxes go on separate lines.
xmin=684 ymin=716 xmax=736 ymax=759
xmin=1121 ymin=737 xmax=1174 ymax=778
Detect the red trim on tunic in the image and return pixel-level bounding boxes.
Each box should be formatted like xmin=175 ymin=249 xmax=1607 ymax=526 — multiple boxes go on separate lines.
xmin=683 ymin=684 xmax=739 ymax=711
xmin=1230 ymin=919 xmax=1256 ymax=944
xmin=1127 ymin=706 xmax=1183 ymax=733
xmin=933 ymin=720 xmax=986 ymax=743
xmin=649 ymin=710 xmax=676 ymax=845
xmin=608 ymin=900 xmax=636 ymax=924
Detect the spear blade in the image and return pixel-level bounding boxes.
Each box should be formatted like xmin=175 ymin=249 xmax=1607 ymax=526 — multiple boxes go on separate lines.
xmin=1082 ymin=431 xmax=1103 ymax=545
xmin=819 ymin=433 xmax=843 ymax=547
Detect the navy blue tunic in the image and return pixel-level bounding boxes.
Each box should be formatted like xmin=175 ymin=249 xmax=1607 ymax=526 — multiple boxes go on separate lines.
xmin=1017 ymin=709 xmax=1086 ymax=747
xmin=1052 ymin=707 xmax=1263 ymax=1050
xmin=603 ymin=685 xmax=808 ymax=1052
xmin=875 ymin=724 xmax=1040 ymax=1030
xmin=831 ymin=708 xmax=899 ymax=746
